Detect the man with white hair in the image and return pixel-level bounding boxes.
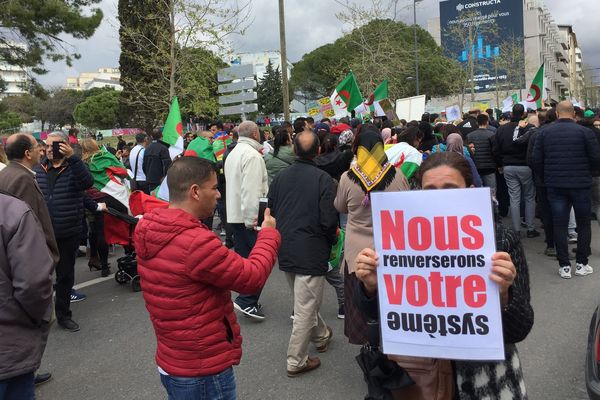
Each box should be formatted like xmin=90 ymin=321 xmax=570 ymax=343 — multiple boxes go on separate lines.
xmin=34 ymin=132 xmax=93 ymax=332
xmin=224 ymin=121 xmax=269 ymax=320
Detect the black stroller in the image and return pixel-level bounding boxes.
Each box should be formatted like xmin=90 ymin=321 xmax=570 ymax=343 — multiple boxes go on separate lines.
xmin=104 ymin=207 xmax=141 ymax=292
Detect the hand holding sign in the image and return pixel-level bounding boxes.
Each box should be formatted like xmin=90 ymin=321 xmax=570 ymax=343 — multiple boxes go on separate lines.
xmin=355 ymin=248 xmax=379 ymax=296
xmin=490 ymin=252 xmax=516 ymax=307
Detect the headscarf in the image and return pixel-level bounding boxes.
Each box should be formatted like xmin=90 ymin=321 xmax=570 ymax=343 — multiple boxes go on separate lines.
xmin=338 ymin=129 xmax=354 ymax=146
xmin=446 ymin=133 xmax=464 ymax=155
xmin=348 ymin=129 xmax=395 ymax=206
xmin=381 ymin=128 xmax=392 ymax=143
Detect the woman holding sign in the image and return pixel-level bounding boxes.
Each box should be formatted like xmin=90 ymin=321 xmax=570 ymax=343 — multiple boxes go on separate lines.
xmin=355 ymin=152 xmax=533 ymax=400
xmin=334 ymin=126 xmax=410 ymax=345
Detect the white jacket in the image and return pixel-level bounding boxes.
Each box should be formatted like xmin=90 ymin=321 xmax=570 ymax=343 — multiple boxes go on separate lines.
xmin=224 ymin=137 xmax=268 ymax=228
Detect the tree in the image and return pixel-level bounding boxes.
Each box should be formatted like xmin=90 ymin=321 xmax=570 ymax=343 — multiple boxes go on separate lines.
xmin=257 ymin=60 xmax=284 ymax=115
xmin=74 ymin=90 xmax=121 ymax=129
xmin=0 ymin=94 xmax=41 ymax=123
xmin=38 ymin=89 xmax=85 ymax=130
xmin=0 ymin=112 xmax=22 ymax=131
xmin=118 ymin=0 xmax=250 ymax=130
xmin=0 ymin=0 xmax=103 ymax=74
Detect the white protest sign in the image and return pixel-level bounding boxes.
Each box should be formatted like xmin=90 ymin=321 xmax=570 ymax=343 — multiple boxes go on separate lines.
xmin=395 ymin=95 xmax=426 ymax=121
xmin=445 ymin=105 xmax=461 ymax=122
xmin=502 ymin=96 xmax=513 ymax=113
xmin=371 ymin=188 xmax=504 ymax=361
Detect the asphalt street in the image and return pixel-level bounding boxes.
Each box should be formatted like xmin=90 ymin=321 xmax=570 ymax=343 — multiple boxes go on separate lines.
xmin=36 ymin=219 xmax=600 ymax=400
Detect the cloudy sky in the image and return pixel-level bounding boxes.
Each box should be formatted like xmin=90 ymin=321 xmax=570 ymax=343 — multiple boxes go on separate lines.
xmin=37 ymin=0 xmax=599 ymax=87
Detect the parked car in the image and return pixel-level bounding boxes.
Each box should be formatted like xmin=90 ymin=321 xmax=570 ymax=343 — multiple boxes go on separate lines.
xmin=587 ymin=305 xmax=600 ymax=399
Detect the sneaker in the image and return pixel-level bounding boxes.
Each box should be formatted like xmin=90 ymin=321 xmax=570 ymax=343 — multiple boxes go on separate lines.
xmin=70 ymin=289 xmax=87 ymax=303
xmin=58 ymin=318 xmax=80 ymax=332
xmin=558 ymin=266 xmax=572 ymax=279
xmin=34 ymin=372 xmax=52 ymax=386
xmin=233 ymin=301 xmax=265 ymax=321
xmin=544 ymin=247 xmax=557 ymax=257
xmin=526 ymin=230 xmax=540 ymax=238
xmin=220 ymin=229 xmax=226 ymax=236
xmin=290 ymin=311 xmax=295 ymax=321
xmin=287 ymin=356 xmax=321 ymax=377
xmin=568 ymin=233 xmax=578 ymax=243
xmin=337 ymin=305 xmax=345 ymax=319
xmin=575 ymin=263 xmax=593 ymax=276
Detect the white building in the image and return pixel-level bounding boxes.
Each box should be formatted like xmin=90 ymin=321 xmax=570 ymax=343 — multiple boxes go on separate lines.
xmin=230 ymin=51 xmax=292 ymax=81
xmin=65 ymin=67 xmax=122 ymax=91
xmin=0 ymin=42 xmax=29 ymax=98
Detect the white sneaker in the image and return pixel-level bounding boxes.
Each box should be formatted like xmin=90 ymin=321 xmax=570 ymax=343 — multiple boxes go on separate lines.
xmin=575 ymin=263 xmax=594 ymax=276
xmin=559 ymin=266 xmax=572 ymax=279
xmin=568 ymin=233 xmax=578 ymax=243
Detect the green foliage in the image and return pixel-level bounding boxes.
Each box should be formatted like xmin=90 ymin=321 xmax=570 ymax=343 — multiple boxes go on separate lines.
xmin=257 ymin=60 xmax=284 ymax=115
xmin=0 ymin=112 xmax=22 ymax=131
xmin=74 ymin=90 xmax=120 ymax=129
xmin=0 ymin=94 xmax=41 ymax=123
xmin=38 ymin=89 xmax=85 ymax=129
xmin=0 ymin=78 xmax=7 ymax=94
xmin=0 ymin=0 xmax=103 ymax=74
xmin=290 ymin=19 xmax=465 ymax=101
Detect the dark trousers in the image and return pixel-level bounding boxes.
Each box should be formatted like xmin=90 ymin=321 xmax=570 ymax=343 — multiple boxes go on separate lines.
xmin=496 ymin=171 xmax=510 ymax=217
xmin=536 ymin=186 xmax=555 ymax=249
xmin=134 ymin=180 xmax=150 ymax=195
xmin=547 ymin=187 xmax=592 ymax=267
xmin=56 ymin=234 xmax=80 ymax=321
xmin=89 ymin=212 xmax=109 ymax=267
xmin=231 ymin=223 xmax=260 ymax=308
xmin=0 ymin=372 xmax=34 ymax=400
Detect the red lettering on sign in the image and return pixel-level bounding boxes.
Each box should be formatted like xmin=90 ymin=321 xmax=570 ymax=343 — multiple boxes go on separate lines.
xmin=381 ymin=210 xmax=405 ymax=250
xmin=434 ymin=216 xmax=459 ymax=250
xmin=461 ymin=215 xmax=484 ymax=250
xmin=384 ymin=274 xmax=404 ymax=305
xmin=405 ymin=276 xmax=428 ymax=306
xmin=408 ymin=217 xmax=432 ymax=251
xmin=463 ymin=275 xmax=487 ymax=308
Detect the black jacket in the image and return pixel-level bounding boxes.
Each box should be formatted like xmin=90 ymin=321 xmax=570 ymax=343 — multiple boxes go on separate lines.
xmin=143 ymin=140 xmax=172 ymax=185
xmin=315 ymin=149 xmax=353 ymax=181
xmin=34 ymin=156 xmax=93 ymax=239
xmin=532 ymin=119 xmax=600 ymax=189
xmin=458 ymin=116 xmax=478 ymax=139
xmin=467 ymin=128 xmax=496 ymax=173
xmin=268 ymin=159 xmax=338 ymax=276
xmin=494 ymin=121 xmax=531 ymax=166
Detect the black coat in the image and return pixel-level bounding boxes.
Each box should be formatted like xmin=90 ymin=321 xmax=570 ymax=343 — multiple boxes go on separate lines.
xmin=532 ymin=119 xmax=600 ymax=189
xmin=268 ymin=159 xmax=338 ymax=276
xmin=315 ymin=149 xmax=353 ymax=181
xmin=34 ymin=156 xmax=93 ymax=239
xmin=143 ymin=140 xmax=172 ymax=185
xmin=494 ymin=121 xmax=531 ymax=166
xmin=467 ymin=128 xmax=497 ymax=173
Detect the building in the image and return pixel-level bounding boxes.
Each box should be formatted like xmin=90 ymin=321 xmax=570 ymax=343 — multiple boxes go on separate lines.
xmin=230 ymin=51 xmax=292 ymax=82
xmin=428 ymin=0 xmax=587 ymax=108
xmin=0 ymin=42 xmax=29 ymax=98
xmin=65 ymin=67 xmax=122 ymax=91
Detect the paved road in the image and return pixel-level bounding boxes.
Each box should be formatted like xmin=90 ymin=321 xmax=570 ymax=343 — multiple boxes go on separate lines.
xmin=37 ymin=220 xmax=600 ymax=400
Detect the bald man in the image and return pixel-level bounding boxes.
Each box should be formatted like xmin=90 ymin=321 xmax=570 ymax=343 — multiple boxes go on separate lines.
xmin=267 ymin=131 xmax=337 ymax=376
xmin=533 ymin=101 xmax=600 ymax=279
xmin=224 ymin=121 xmax=269 ymax=319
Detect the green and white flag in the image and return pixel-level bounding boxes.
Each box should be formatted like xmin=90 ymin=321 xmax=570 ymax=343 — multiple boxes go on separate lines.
xmin=526 ymin=64 xmax=545 ymax=109
xmin=385 ymin=142 xmax=422 ymax=180
xmin=162 ymin=96 xmax=184 ymax=159
xmin=88 ymin=147 xmax=130 ymax=211
xmin=330 ymin=72 xmax=363 ymax=117
xmin=355 ymin=80 xmax=389 ymax=116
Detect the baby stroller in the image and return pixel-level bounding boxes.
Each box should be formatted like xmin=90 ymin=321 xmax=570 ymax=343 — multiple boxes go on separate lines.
xmin=104 ymin=191 xmax=169 ymax=292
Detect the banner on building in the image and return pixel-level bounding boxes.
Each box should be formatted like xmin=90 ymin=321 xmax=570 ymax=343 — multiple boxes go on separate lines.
xmin=371 ymin=188 xmax=505 ymax=360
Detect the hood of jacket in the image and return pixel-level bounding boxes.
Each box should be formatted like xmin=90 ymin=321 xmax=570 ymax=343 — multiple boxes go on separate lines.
xmin=135 ymin=208 xmax=201 ymax=259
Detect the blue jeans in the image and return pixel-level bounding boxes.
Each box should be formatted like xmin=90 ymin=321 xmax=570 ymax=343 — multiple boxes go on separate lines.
xmin=547 ymin=187 xmax=592 ymax=267
xmin=160 ymin=368 xmax=236 ymax=400
xmin=0 ymin=372 xmax=34 ymax=400
xmin=231 ymin=224 xmax=261 ymax=308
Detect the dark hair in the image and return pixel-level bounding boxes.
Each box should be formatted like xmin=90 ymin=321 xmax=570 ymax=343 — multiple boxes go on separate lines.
xmin=209 ymin=121 xmax=223 ymax=130
xmin=293 ymin=118 xmax=306 ymax=134
xmin=429 ymin=113 xmax=439 ymax=123
xmin=382 ymin=119 xmax=394 ymax=129
xmin=546 ymin=108 xmax=557 ymax=123
xmin=574 ymin=106 xmax=584 ymax=119
xmin=273 ymin=128 xmax=291 ymax=156
xmin=320 ymin=118 xmax=331 ymax=124
xmin=306 ymin=117 xmax=314 ymax=124
xmin=440 ymin=124 xmax=460 ymax=140
xmin=421 ymin=113 xmax=430 ymax=123
xmin=486 ymin=109 xmax=494 ymax=118
xmin=417 ymin=152 xmax=473 ymax=187
xmin=135 ymin=133 xmax=147 ymax=144
xmin=433 ymin=123 xmax=444 ymax=135
xmin=168 ymin=157 xmax=216 ymax=203
xmin=512 ymin=104 xmax=525 ymax=119
xmin=151 ymin=128 xmax=162 ymax=140
xmin=397 ymin=126 xmax=423 ymax=146
xmin=477 ymin=114 xmax=489 ymax=126
xmin=6 ymin=134 xmax=33 ymax=160
xmin=294 ymin=131 xmax=319 ymax=160
xmin=352 ymin=123 xmax=378 ymax=154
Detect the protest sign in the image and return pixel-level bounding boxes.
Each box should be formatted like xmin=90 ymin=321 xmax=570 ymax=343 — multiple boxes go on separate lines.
xmin=445 ymin=105 xmax=461 ymax=122
xmin=502 ymin=96 xmax=514 ymax=113
xmin=371 ymin=188 xmax=504 ymax=360
xmin=395 ymin=95 xmax=426 ymax=122
xmin=307 ymin=97 xmax=335 ymax=121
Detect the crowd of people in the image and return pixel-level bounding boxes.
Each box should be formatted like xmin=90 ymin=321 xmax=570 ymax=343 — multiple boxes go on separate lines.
xmin=0 ymin=99 xmax=599 ymax=399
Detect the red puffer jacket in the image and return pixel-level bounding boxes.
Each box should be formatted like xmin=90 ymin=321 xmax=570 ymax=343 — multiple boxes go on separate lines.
xmin=134 ymin=207 xmax=280 ymax=377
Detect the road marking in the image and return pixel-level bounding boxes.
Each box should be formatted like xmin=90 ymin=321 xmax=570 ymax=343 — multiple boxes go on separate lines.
xmin=73 ymin=274 xmax=115 ymax=290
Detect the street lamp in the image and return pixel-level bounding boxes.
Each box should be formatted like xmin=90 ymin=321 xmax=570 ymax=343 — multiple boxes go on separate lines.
xmin=413 ymin=0 xmax=423 ymax=96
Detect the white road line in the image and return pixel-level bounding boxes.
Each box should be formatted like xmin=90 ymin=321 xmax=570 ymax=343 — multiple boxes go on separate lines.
xmin=73 ymin=274 xmax=115 ymax=290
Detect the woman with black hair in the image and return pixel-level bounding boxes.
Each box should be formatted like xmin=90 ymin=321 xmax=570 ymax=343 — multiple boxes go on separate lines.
xmin=263 ymin=127 xmax=294 ymax=185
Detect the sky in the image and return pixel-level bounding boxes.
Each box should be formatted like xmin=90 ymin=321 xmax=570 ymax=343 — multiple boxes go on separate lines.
xmin=36 ymin=0 xmax=599 ymax=88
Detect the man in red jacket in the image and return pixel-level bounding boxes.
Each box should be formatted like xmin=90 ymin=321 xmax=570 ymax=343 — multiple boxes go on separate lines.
xmin=135 ymin=156 xmax=280 ymax=400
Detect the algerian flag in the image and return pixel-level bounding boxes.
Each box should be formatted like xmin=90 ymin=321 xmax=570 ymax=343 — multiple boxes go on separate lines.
xmin=88 ymin=147 xmax=130 ymax=211
xmin=212 ymin=133 xmax=232 ymax=162
xmin=511 ymin=93 xmax=519 ymax=104
xmin=385 ymin=142 xmax=423 ymax=180
xmin=331 ymin=72 xmax=363 ymax=117
xmin=355 ymin=80 xmax=388 ymax=116
xmin=526 ymin=64 xmax=544 ymax=109
xmin=184 ymin=136 xmax=216 ymax=162
xmin=162 ymin=96 xmax=185 ymax=159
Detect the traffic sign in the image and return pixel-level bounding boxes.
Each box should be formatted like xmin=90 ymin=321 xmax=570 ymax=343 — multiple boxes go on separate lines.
xmin=218 ymin=91 xmax=257 ymax=105
xmin=219 ymin=103 xmax=259 ymax=116
xmin=217 ymin=80 xmax=257 ymax=94
xmin=218 ymin=64 xmax=255 ymax=82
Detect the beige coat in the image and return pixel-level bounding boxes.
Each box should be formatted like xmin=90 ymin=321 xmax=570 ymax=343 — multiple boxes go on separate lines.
xmin=334 ymin=169 xmax=409 ymax=273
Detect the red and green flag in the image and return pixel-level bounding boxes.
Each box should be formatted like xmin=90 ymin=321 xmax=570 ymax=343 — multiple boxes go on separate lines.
xmin=184 ymin=136 xmax=216 ymax=162
xmin=163 ymin=96 xmax=184 ymax=159
xmin=526 ymin=64 xmax=545 ymax=109
xmin=355 ymin=80 xmax=389 ymax=116
xmin=88 ymin=147 xmax=130 ymax=211
xmin=330 ymin=72 xmax=363 ymax=117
